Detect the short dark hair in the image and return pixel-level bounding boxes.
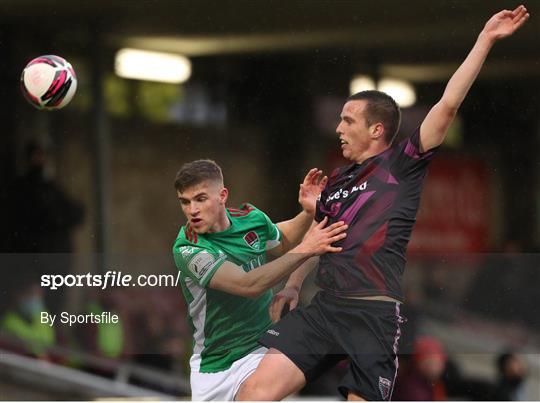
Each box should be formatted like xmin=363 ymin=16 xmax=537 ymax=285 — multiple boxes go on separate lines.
xmin=174 ymin=159 xmax=224 ymax=193
xmin=347 ymin=90 xmax=401 ymax=144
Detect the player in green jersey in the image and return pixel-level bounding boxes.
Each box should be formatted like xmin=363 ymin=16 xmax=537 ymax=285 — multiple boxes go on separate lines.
xmin=172 ymin=159 xmax=347 ymax=400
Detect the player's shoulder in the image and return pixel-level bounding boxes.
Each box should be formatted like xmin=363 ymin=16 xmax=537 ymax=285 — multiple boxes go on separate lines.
xmin=396 ymin=125 xmax=422 ymax=149
xmin=227 ymin=202 xmax=260 ymax=219
xmin=173 ymin=230 xmax=214 ymax=260
xmin=174 ymin=243 xmax=205 ymax=261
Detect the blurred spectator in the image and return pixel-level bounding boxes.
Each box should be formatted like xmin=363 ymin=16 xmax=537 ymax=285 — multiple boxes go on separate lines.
xmin=132 ymin=313 xmax=185 ymax=371
xmin=0 ymin=283 xmax=55 ymax=358
xmin=78 ymin=291 xmax=125 ymax=360
xmin=393 ymin=336 xmax=448 ymax=401
xmin=491 ymin=351 xmax=528 ymax=401
xmin=6 ymin=142 xmax=84 ymax=315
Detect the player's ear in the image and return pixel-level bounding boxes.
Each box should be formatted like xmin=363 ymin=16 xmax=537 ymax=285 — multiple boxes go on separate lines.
xmin=219 ymin=187 xmax=228 ymax=205
xmin=370 ymin=122 xmax=385 ymax=140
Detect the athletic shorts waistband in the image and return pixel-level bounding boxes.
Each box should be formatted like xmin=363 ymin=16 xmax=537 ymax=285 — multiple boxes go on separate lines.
xmin=318 ymin=291 xmax=401 ymax=309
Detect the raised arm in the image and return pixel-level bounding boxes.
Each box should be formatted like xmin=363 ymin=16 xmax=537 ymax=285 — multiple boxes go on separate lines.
xmin=420 ymin=5 xmax=529 ymax=152
xmin=209 ymin=218 xmax=346 ymax=298
xmin=270 ymin=168 xmax=327 ymax=256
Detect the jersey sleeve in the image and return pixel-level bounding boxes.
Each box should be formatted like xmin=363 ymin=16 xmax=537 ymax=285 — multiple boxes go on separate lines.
xmin=258 ymin=210 xmax=282 ymax=251
xmin=173 ymin=245 xmax=227 ymax=287
xmin=393 ymin=126 xmax=439 ymax=180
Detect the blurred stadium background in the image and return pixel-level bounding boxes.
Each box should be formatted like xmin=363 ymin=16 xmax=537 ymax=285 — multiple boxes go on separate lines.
xmin=0 ymin=0 xmax=539 ymax=400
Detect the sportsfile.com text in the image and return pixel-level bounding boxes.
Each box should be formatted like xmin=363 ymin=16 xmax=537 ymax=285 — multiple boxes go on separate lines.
xmin=40 ymin=271 xmax=181 ymax=290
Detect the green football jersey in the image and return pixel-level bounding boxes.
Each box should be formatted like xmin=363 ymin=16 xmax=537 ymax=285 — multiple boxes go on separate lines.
xmin=172 ymin=203 xmax=281 ymax=373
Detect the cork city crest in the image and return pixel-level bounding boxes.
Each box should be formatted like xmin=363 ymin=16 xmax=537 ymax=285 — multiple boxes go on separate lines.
xmin=243 ymin=231 xmax=260 ymax=250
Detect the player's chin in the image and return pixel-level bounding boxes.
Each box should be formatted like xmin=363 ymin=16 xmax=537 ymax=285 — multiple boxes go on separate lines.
xmin=192 ymin=226 xmax=207 ymax=234
xmin=191 ymin=223 xmax=207 ymax=234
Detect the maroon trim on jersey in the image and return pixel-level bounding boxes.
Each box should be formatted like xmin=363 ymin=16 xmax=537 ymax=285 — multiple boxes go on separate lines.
xmin=228 ymin=203 xmax=255 ymax=217
xmin=404 ymin=136 xmax=437 ymax=160
xmin=185 ymin=224 xmax=198 ymax=244
xmin=374 ymin=166 xmax=399 ymax=185
xmin=365 ymin=159 xmax=400 ymax=185
xmin=404 ymin=138 xmax=421 ymax=159
xmin=239 ymin=203 xmax=255 ymax=212
xmin=229 ymin=211 xmax=248 ymax=217
xmin=319 ymin=201 xmax=342 ymax=218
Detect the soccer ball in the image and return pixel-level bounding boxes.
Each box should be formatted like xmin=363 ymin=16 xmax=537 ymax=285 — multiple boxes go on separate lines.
xmin=20 ymin=55 xmax=77 ymax=110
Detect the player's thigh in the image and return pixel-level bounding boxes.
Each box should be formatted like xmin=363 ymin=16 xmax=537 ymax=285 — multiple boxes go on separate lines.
xmin=347 ymin=391 xmax=367 ymax=401
xmin=192 ymin=347 xmax=266 ymax=401
xmin=333 ymin=299 xmax=403 ymax=401
xmin=236 ymin=348 xmax=306 ymax=400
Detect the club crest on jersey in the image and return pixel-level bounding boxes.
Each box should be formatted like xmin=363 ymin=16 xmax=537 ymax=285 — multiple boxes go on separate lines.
xmin=243 ymin=231 xmax=260 ymax=250
xmin=379 ymin=376 xmax=392 ymax=400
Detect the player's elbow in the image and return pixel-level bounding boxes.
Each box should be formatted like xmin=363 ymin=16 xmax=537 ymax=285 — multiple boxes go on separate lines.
xmin=438 ymin=99 xmax=459 ymax=119
xmin=235 ymin=279 xmax=266 ymax=299
xmin=267 ymin=243 xmax=286 ymax=258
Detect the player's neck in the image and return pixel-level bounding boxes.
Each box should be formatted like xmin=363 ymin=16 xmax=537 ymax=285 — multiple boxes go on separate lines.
xmin=353 ymin=143 xmax=390 ymax=165
xmin=208 ymin=209 xmax=231 ymax=233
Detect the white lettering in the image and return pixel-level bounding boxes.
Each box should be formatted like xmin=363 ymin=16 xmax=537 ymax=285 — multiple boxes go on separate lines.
xmin=325 ymin=181 xmax=368 ymax=203
xmin=40 ymin=312 xmax=56 ymax=327
xmin=60 ymin=312 xmax=119 ymax=326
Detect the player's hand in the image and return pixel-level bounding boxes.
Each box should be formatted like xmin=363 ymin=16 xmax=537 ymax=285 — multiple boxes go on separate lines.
xmin=269 ymin=286 xmax=300 ymax=323
xmin=296 ymin=217 xmax=347 ymax=256
xmin=298 ymin=168 xmax=328 ymax=217
xmin=482 ymin=5 xmax=529 ymax=42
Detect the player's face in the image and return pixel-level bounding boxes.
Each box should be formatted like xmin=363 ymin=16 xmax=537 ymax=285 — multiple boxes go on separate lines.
xmin=336 ymin=100 xmax=374 ymax=162
xmin=177 ymin=180 xmax=228 ymax=234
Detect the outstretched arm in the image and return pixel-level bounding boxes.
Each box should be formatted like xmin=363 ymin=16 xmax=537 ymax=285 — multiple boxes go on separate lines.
xmin=209 ymin=218 xmax=346 ymax=298
xmin=420 ymin=5 xmax=529 ymax=152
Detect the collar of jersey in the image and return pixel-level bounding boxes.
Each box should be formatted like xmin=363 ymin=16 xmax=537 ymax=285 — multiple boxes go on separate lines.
xmin=352 ymin=144 xmax=393 ymax=169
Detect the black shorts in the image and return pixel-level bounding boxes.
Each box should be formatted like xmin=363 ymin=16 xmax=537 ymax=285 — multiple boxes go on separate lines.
xmin=259 ymin=291 xmax=404 ymax=401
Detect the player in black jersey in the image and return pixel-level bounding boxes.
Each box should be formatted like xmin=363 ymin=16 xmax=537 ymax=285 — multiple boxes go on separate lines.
xmin=237 ymin=6 xmax=529 ymax=401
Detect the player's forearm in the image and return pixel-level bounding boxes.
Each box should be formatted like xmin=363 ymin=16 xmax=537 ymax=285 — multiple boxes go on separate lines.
xmin=439 ymin=33 xmax=494 ymax=111
xmin=284 ymin=256 xmax=319 ymax=291
xmin=243 ymin=246 xmax=312 ymax=297
xmin=420 ymin=33 xmax=495 ymax=151
xmin=276 ymin=210 xmax=313 ymax=252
